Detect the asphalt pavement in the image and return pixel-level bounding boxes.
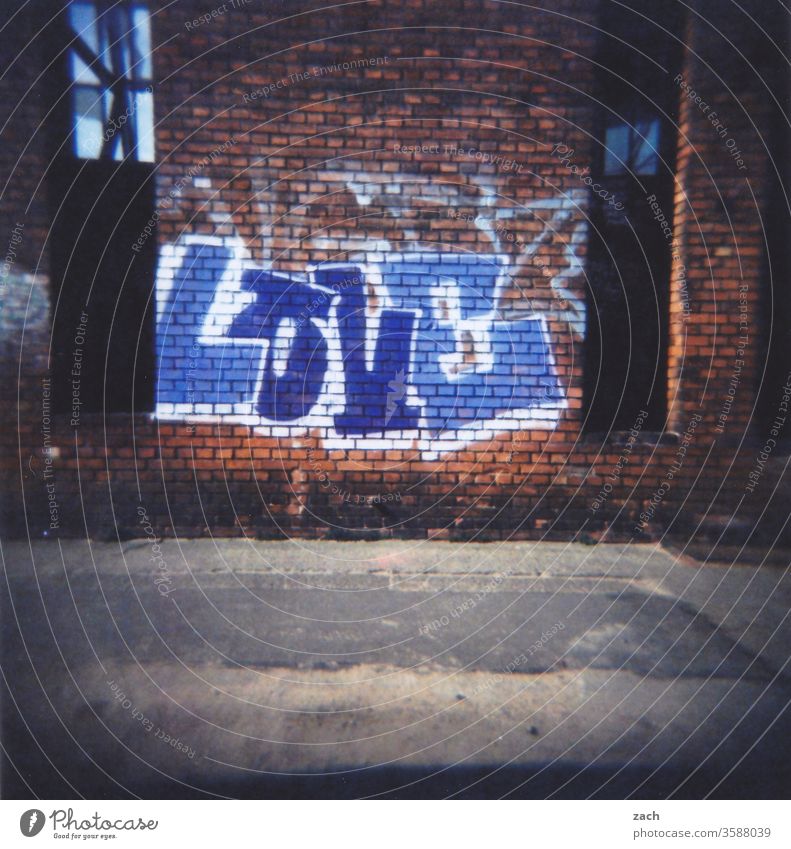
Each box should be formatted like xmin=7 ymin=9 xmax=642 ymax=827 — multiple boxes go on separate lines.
xmin=2 ymin=539 xmax=790 ymax=798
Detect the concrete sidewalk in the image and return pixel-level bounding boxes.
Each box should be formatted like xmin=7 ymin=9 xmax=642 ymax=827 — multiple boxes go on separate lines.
xmin=2 ymin=539 xmax=790 ymax=798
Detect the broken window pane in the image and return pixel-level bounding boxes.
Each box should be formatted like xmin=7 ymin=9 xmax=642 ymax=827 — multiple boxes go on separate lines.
xmin=73 ymin=86 xmax=104 ymax=159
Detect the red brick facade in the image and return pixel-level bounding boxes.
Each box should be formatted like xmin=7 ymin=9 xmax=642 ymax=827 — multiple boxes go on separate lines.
xmin=1 ymin=0 xmax=787 ymax=546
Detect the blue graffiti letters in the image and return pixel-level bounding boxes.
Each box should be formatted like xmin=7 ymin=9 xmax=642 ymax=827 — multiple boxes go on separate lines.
xmin=313 ymin=266 xmax=421 ymax=434
xmin=156 ymin=243 xmax=563 ymax=448
xmin=228 ymin=270 xmax=334 ymax=421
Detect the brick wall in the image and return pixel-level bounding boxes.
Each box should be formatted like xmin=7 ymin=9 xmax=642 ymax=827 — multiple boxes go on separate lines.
xmin=1 ymin=0 xmax=787 ymax=546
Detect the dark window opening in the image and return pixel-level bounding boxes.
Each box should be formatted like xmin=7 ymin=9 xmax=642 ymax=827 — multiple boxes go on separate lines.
xmin=583 ymin=0 xmax=684 ymax=433
xmin=47 ymin=1 xmax=157 ymax=416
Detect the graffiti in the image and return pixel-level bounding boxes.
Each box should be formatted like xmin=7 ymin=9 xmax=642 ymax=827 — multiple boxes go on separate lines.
xmin=156 ymin=239 xmax=567 ymax=455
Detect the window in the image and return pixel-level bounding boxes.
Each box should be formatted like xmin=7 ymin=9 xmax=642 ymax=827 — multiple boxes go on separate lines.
xmin=47 ymin=1 xmax=157 ymax=416
xmin=603 ymin=114 xmax=661 ymax=176
xmin=66 ymin=1 xmax=154 ymax=161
